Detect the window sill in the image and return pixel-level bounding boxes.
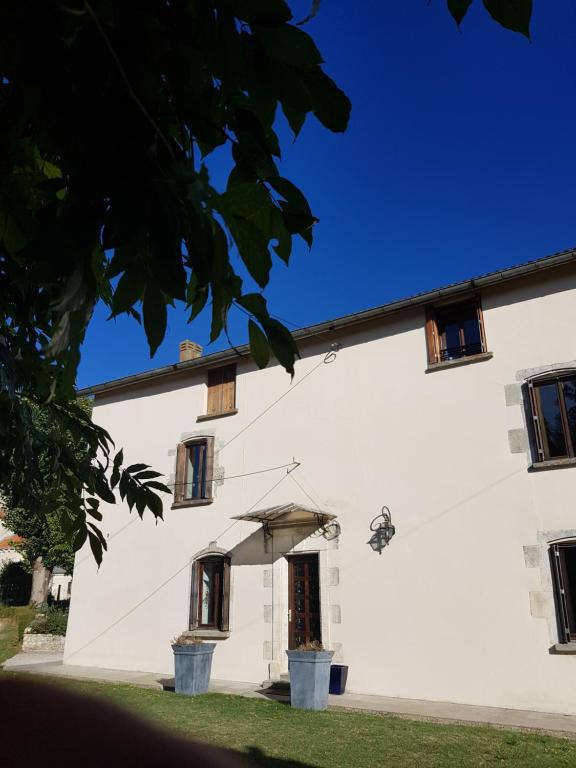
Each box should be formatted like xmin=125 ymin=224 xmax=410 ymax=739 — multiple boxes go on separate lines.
xmin=183 ymin=629 xmax=230 ymax=640
xmin=426 ymin=351 xmax=493 ymax=373
xmin=197 ymin=409 xmax=238 ymax=422
xmin=171 ymin=498 xmax=213 ymax=510
xmin=529 ymin=458 xmax=576 ymax=472
xmin=550 ymin=643 xmax=576 ymax=655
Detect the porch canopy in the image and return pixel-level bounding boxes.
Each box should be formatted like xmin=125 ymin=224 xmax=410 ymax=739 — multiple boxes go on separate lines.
xmin=231 ymin=502 xmax=336 ymax=533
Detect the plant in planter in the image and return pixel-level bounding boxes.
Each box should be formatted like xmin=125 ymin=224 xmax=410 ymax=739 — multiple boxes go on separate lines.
xmin=171 ymin=634 xmax=216 ymax=696
xmin=286 ymin=641 xmax=334 ymax=711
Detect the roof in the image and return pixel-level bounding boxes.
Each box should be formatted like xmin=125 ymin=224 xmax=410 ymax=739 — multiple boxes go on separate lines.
xmin=79 ymin=246 xmax=576 ymax=397
xmin=0 ymin=534 xmax=24 ymax=550
xmin=231 ymin=502 xmax=336 ymax=528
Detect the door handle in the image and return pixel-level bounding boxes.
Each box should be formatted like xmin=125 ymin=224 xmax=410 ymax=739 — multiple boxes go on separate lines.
xmin=288 ymin=609 xmax=292 ymax=622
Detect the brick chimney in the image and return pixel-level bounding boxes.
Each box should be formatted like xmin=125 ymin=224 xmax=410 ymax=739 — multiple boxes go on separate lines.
xmin=179 ymin=340 xmax=202 ymax=362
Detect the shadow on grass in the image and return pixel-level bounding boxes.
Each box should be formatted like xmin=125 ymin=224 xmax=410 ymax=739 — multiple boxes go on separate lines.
xmin=243 ymin=745 xmax=318 ymax=768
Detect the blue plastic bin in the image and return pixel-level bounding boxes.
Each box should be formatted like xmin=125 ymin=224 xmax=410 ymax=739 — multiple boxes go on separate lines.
xmin=329 ymin=664 xmax=348 ymax=695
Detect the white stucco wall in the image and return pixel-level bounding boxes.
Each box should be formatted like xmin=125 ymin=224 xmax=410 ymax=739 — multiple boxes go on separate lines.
xmin=65 ymin=265 xmax=576 ymax=714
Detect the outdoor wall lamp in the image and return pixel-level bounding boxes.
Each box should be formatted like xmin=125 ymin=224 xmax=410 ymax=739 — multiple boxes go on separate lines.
xmin=368 ymin=506 xmax=396 ymax=554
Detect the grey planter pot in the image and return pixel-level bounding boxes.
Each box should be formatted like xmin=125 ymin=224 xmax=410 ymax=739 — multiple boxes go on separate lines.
xmin=172 ymin=643 xmax=216 ymax=696
xmin=286 ymin=649 xmax=334 ymax=710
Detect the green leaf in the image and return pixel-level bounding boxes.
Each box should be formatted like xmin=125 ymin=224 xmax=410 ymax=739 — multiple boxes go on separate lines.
xmin=261 ymin=317 xmax=299 ymax=377
xmin=119 ymin=470 xmax=129 ymax=501
xmin=482 ymin=0 xmax=532 ymax=37
xmin=88 ymin=522 xmax=108 ymax=551
xmin=134 ymin=469 xmax=163 ymax=480
xmin=73 ymin=525 xmax=88 ymax=551
xmin=255 ymin=25 xmax=323 ymax=69
xmin=143 ymin=284 xmax=167 ymax=357
xmin=144 ymin=480 xmax=172 ymax=494
xmin=110 ymin=448 xmax=123 ymax=488
xmin=136 ymin=487 xmax=147 ymax=517
xmin=232 ymin=0 xmax=292 ymax=26
xmin=300 ymin=68 xmax=351 ymax=133
xmin=126 ymin=479 xmax=137 ymax=511
xmin=220 ymin=183 xmax=271 ymax=218
xmin=236 ymin=292 xmax=268 ymax=316
xmin=125 ymin=463 xmax=150 ymax=473
xmin=111 ymin=270 xmax=145 ymax=317
xmin=447 ymin=0 xmax=474 ymax=25
xmin=144 ymin=488 xmax=164 ymax=519
xmin=249 ymin=319 xmax=270 ymax=368
xmin=87 ymin=531 xmax=103 ymax=567
xmin=95 ymin=473 xmax=116 ymax=504
xmin=268 ymin=177 xmax=312 ymax=216
xmin=231 ymin=219 xmax=272 ymax=288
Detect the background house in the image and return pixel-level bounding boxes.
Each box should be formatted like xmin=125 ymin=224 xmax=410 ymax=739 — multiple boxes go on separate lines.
xmin=66 ymin=249 xmax=576 ymax=715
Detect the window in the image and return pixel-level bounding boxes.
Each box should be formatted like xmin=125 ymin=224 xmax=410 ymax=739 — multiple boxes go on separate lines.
xmin=173 ymin=437 xmax=214 ymax=505
xmin=206 ymin=364 xmax=236 ymax=416
xmin=189 ymin=556 xmax=231 ymax=632
xmin=528 ymin=375 xmax=576 ymax=462
xmin=551 ymin=542 xmax=576 ymax=643
xmin=425 ymin=298 xmax=487 ymax=365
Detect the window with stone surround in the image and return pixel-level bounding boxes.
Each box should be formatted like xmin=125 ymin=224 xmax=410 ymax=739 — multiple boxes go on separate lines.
xmin=172 ymin=437 xmax=214 ymax=506
xmin=189 ymin=555 xmax=230 ymax=632
xmin=528 ymin=375 xmax=576 ymax=462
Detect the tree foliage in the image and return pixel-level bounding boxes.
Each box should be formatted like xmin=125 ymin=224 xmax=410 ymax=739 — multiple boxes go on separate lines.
xmin=447 ymin=0 xmax=532 ymax=37
xmin=0 ymin=0 xmax=350 ymax=561
xmin=0 ymin=1 xmax=530 ymax=563
xmin=2 ymin=398 xmax=169 ymax=567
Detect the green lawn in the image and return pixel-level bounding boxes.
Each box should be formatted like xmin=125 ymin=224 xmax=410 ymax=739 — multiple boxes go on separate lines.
xmin=0 ymin=604 xmax=35 ymax=665
xmin=2 ymin=672 xmax=576 ymax=768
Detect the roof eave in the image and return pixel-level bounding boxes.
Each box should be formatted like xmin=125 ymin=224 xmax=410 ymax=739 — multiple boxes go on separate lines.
xmin=78 ymin=247 xmax=576 ymax=398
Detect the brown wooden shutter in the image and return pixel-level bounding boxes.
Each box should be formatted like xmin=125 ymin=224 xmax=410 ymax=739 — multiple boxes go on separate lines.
xmin=220 ymin=558 xmax=231 ymax=632
xmin=475 ymin=295 xmax=487 ymax=353
xmin=528 ymin=381 xmax=545 ymax=462
xmin=189 ymin=560 xmax=200 ymax=630
xmin=425 ymin=307 xmax=438 ymax=365
xmin=221 ymin=365 xmax=236 ymax=412
xmin=207 ymin=368 xmax=224 ymax=415
xmin=174 ymin=443 xmax=187 ymax=503
xmin=202 ymin=436 xmax=215 ymax=499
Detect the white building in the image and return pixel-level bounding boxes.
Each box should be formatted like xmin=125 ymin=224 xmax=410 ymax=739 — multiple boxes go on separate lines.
xmin=66 ymin=248 xmax=576 ymax=715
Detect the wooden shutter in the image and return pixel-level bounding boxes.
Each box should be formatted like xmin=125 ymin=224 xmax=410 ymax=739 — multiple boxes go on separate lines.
xmin=220 ymin=558 xmax=231 ymax=632
xmin=174 ymin=443 xmax=187 ymax=503
xmin=475 ymin=295 xmax=487 ymax=353
xmin=202 ymin=436 xmax=215 ymax=499
xmin=207 ymin=365 xmax=236 ymax=415
xmin=221 ymin=365 xmax=236 ymax=412
xmin=189 ymin=560 xmax=200 ymax=630
xmin=528 ymin=381 xmax=545 ymax=462
xmin=425 ymin=307 xmax=439 ymax=365
xmin=207 ymin=368 xmax=224 ymax=414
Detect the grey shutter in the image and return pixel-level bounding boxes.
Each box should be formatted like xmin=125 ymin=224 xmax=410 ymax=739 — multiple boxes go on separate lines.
xmin=220 ymin=558 xmax=231 ymax=632
xmin=550 ymin=545 xmax=571 ymax=643
xmin=528 ymin=381 xmax=545 ymax=462
xmin=189 ymin=561 xmax=200 ymax=630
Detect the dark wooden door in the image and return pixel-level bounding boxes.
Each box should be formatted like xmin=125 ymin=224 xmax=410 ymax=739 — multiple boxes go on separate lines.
xmin=288 ymin=554 xmax=321 ymax=649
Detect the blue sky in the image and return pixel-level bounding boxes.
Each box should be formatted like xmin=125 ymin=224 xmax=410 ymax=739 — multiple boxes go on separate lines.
xmin=78 ymin=1 xmax=576 ymax=388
